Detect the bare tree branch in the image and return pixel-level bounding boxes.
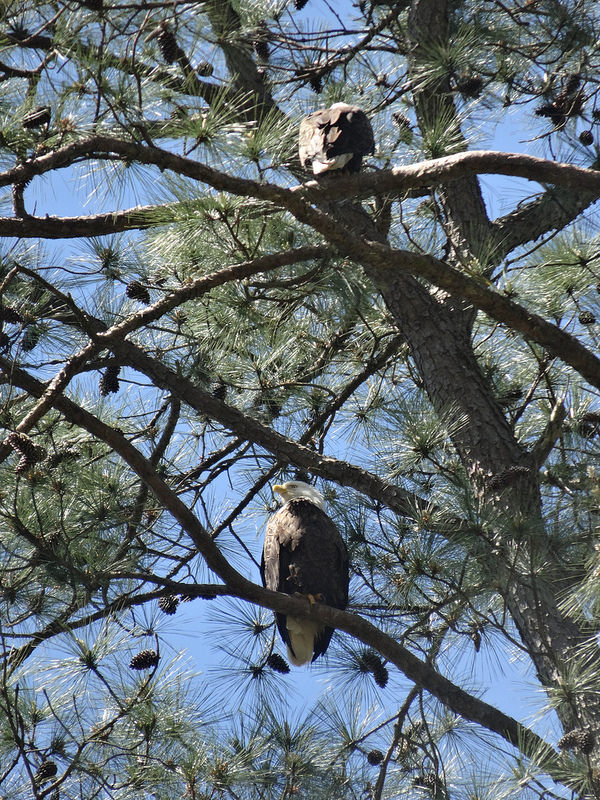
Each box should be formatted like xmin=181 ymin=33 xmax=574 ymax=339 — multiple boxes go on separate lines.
xmin=3 ymin=139 xmax=600 ymax=207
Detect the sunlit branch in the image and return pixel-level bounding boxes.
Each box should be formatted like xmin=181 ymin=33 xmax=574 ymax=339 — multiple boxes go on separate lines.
xmin=90 ymin=246 xmax=332 ymax=341
xmin=4 ymin=135 xmax=599 ymax=390
xmin=4 ymin=137 xmax=600 ymax=205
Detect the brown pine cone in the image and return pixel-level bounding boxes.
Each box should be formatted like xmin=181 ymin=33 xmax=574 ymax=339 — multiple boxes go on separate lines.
xmin=34 ymin=759 xmax=57 ymax=784
xmin=575 ymin=729 xmax=595 ymax=754
xmin=359 ymin=650 xmax=389 ymax=688
xmin=579 ymin=311 xmax=596 ymax=325
xmin=367 ymin=749 xmax=384 ymax=765
xmin=158 ymin=595 xmax=179 ymax=615
xmin=0 ymin=306 xmax=24 ymax=324
xmin=99 ymin=365 xmax=121 ymax=396
xmin=157 ymin=25 xmax=181 ymax=64
xmin=266 ymin=653 xmax=290 ymax=674
xmin=126 ymin=281 xmax=150 ymax=303
xmin=129 ymin=649 xmax=160 ymax=670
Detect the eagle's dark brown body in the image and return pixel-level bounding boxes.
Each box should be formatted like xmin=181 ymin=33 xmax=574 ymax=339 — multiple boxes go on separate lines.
xmin=298 ymin=103 xmax=374 ymax=175
xmin=261 ymin=498 xmax=349 ymax=664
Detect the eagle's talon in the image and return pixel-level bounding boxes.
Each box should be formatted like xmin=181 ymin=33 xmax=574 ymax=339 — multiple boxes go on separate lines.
xmin=292 ymin=591 xmax=324 ymax=606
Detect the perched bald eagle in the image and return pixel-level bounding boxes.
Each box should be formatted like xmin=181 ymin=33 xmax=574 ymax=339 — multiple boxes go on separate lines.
xmin=298 ymin=103 xmax=374 ymax=175
xmin=261 ymin=481 xmax=349 ymax=666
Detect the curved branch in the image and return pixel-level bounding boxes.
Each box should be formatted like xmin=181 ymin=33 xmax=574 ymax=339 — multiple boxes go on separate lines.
xmin=0 ymin=357 xmax=558 ymax=768
xmin=3 ymin=138 xmax=600 ymax=204
xmin=0 ymin=207 xmax=160 ymax=238
xmin=308 ymin=150 xmax=600 ymax=199
xmin=491 ymin=182 xmax=600 ymax=259
xmin=6 ymin=138 xmax=600 ymax=388
xmin=91 ymin=246 xmax=332 ymax=341
xmin=360 ymin=244 xmax=600 ymax=390
xmin=92 ymin=339 xmax=430 ymax=518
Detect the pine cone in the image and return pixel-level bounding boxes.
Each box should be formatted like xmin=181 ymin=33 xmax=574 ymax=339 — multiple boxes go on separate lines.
xmin=499 ymin=386 xmax=524 ymax=406
xmin=46 ymin=446 xmax=81 ymax=468
xmin=295 ymin=0 xmax=309 ymax=8
xmin=457 ymin=74 xmax=483 ymax=98
xmin=535 ymin=102 xmax=564 ymax=127
xmin=129 ymin=649 xmax=160 ymax=670
xmin=579 ymin=311 xmax=596 ymax=325
xmin=579 ymin=130 xmax=594 ymax=145
xmin=309 ymin=72 xmax=323 ymax=93
xmin=367 ymin=749 xmax=384 ymax=765
xmin=566 ymin=74 xmax=582 ymax=94
xmin=558 ymin=728 xmax=583 ymax=751
xmin=22 ymin=106 xmax=51 ymax=129
xmin=0 ymin=332 xmax=10 ymax=350
xmin=266 ymin=653 xmax=290 ymax=673
xmin=7 ymin=431 xmax=36 ymax=456
xmin=579 ymin=412 xmax=600 ymax=439
xmin=359 ymin=649 xmax=380 ymax=672
xmin=471 ymin=627 xmax=482 ymax=652
xmin=535 ymin=76 xmax=584 ymax=129
xmin=253 ymin=36 xmax=270 ymax=61
xmin=99 ymin=365 xmax=120 ymax=396
xmin=7 ymin=433 xmax=46 ymax=473
xmin=372 ymin=661 xmax=389 ymax=688
xmin=416 ymin=772 xmax=438 ymax=791
xmin=211 ymin=380 xmax=227 ymax=401
xmin=35 ymin=759 xmax=57 ymax=784
xmin=157 ymin=25 xmax=181 ymax=64
xmin=126 ymin=280 xmax=150 ymax=304
xmin=158 ymin=595 xmax=179 ymax=615
xmin=575 ymin=729 xmax=596 ymax=754
xmin=359 ymin=650 xmax=389 ymax=688
xmin=15 ymin=453 xmax=34 ymax=475
xmin=392 ymin=112 xmax=411 ymax=130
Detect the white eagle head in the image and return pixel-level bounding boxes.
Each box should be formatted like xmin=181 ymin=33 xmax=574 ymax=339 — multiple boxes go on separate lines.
xmin=272 ymin=481 xmax=325 ymax=511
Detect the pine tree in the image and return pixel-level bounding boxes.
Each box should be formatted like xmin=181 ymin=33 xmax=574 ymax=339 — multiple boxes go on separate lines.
xmin=1 ymin=1 xmax=600 ymax=798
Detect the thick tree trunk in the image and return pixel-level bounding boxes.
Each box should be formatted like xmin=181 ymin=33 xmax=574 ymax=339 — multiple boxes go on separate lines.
xmin=365 ymin=250 xmax=593 ymax=735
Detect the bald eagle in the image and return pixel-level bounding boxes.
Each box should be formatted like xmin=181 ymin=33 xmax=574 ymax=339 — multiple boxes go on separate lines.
xmin=261 ymin=481 xmax=349 ymax=666
xmin=298 ymin=103 xmax=374 ymax=176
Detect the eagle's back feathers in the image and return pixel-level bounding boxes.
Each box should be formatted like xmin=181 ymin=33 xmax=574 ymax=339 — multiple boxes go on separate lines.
xmin=298 ymin=103 xmax=374 ymax=175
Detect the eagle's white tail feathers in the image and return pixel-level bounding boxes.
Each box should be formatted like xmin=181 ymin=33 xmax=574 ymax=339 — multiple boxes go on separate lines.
xmin=286 ymin=617 xmax=321 ymax=666
xmin=312 ymin=152 xmax=353 ymax=174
